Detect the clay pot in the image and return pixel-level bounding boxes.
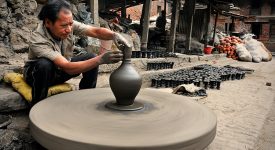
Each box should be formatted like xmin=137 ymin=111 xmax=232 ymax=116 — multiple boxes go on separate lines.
xmin=109 ymin=46 xmax=142 ymax=106
xmin=204 ymin=46 xmax=213 ymax=54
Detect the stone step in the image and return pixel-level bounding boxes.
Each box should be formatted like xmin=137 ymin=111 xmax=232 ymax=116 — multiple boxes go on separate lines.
xmin=98 ymin=53 xmax=227 ymax=73
xmin=0 ymin=84 xmax=28 ymax=113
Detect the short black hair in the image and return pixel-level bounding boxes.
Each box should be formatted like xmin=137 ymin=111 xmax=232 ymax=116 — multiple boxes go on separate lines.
xmin=38 ymin=0 xmax=71 ymax=24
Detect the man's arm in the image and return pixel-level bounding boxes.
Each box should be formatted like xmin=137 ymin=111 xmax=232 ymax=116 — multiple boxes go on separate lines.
xmin=85 ymin=26 xmax=115 ymax=40
xmin=73 ymin=20 xmax=130 ymax=48
xmin=84 ymin=26 xmax=131 ymax=48
xmin=53 ymin=51 xmax=123 ymax=75
xmin=53 ymin=55 xmax=101 ymax=75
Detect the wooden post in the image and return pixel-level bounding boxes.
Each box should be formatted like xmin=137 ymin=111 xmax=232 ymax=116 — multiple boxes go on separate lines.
xmin=140 ymin=0 xmax=146 ymax=34
xmin=230 ymin=17 xmax=235 ymax=34
xmin=185 ymin=0 xmax=196 ymax=53
xmin=164 ymin=0 xmax=167 ymax=13
xmin=168 ymin=0 xmax=180 ymax=52
xmin=212 ymin=12 xmax=218 ymax=46
xmin=90 ymin=0 xmax=99 ymax=25
xmin=121 ymin=0 xmax=127 ymax=19
xmin=204 ymin=3 xmax=211 ymax=48
xmin=141 ymin=0 xmax=152 ymax=51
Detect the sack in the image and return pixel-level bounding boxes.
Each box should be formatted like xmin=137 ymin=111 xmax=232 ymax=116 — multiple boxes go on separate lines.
xmin=259 ymin=42 xmax=272 ymax=61
xmin=244 ymin=38 xmax=263 ymax=63
xmin=236 ymin=43 xmax=252 ymax=62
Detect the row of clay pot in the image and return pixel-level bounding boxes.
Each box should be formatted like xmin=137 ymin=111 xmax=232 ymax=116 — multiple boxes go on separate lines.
xmin=131 ymin=51 xmax=176 ymax=58
xmin=147 ymin=62 xmax=174 ymax=70
xmin=151 ymin=64 xmax=247 ymax=89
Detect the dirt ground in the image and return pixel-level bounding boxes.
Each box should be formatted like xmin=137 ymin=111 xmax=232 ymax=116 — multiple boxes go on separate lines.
xmin=6 ymin=53 xmax=275 ymax=149
xmin=147 ymin=57 xmax=275 ymax=150
xmin=67 ymin=56 xmax=275 ymax=149
xmin=204 ymin=58 xmax=275 ymax=150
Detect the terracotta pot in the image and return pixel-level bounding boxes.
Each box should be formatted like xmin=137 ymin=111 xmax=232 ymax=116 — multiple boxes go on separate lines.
xmin=109 ymin=46 xmax=142 ymax=106
xmin=204 ymin=46 xmax=213 ymax=54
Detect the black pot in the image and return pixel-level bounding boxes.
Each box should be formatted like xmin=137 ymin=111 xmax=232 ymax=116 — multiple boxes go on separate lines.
xmin=109 ymin=46 xmax=142 ymax=106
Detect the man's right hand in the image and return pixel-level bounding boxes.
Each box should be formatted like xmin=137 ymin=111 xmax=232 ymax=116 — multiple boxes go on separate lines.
xmin=98 ymin=51 xmax=123 ymax=64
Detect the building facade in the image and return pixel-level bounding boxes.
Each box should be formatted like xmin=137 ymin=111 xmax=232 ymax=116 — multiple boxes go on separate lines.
xmin=214 ymin=0 xmax=275 ymax=50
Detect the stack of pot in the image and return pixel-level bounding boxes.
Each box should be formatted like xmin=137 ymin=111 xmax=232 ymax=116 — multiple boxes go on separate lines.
xmin=217 ymin=36 xmax=243 ymax=60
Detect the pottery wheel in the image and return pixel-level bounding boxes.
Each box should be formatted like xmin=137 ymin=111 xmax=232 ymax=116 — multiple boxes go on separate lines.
xmin=30 ymin=88 xmax=217 ymax=150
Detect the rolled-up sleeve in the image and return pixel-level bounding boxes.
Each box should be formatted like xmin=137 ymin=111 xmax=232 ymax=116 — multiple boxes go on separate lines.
xmin=73 ymin=20 xmax=90 ymax=36
xmin=29 ymin=42 xmax=62 ymax=61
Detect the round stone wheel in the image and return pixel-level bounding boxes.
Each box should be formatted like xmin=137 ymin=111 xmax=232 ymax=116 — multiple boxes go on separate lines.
xmin=30 ymin=88 xmax=217 ymax=150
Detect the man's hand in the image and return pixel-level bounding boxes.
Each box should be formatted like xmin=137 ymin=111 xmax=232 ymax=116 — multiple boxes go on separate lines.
xmin=98 ymin=50 xmax=123 ymax=64
xmin=113 ymin=32 xmax=131 ymax=50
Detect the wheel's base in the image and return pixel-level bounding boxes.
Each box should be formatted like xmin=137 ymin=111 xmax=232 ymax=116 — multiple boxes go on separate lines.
xmin=105 ymin=101 xmax=144 ymax=111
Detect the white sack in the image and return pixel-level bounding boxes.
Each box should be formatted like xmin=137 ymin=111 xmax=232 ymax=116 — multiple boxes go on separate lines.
xmin=236 ymin=43 xmax=252 ymax=62
xmin=244 ymin=37 xmax=263 ymax=63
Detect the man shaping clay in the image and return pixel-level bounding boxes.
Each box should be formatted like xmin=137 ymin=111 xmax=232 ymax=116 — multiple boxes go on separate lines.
xmin=23 ymin=0 xmax=130 ymax=106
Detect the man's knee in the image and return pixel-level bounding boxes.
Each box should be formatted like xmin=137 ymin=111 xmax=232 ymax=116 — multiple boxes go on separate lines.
xmin=35 ymin=58 xmax=54 ymax=72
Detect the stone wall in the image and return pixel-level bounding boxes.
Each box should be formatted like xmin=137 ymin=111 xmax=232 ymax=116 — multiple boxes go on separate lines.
xmin=0 ymin=0 xmax=39 ymax=65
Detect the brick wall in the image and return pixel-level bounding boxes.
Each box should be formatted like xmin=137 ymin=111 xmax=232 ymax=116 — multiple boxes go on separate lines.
xmin=126 ymin=1 xmax=165 ymax=21
xmin=213 ymin=1 xmax=272 ymax=42
xmin=261 ymin=2 xmax=271 ymax=16
xmin=259 ymin=3 xmax=271 ymax=41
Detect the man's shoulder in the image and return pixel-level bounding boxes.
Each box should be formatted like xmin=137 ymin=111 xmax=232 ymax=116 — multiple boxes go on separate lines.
xmin=30 ymin=23 xmax=51 ymax=44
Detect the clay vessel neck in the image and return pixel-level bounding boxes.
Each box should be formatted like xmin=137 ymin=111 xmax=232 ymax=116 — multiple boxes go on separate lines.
xmin=123 ymin=46 xmax=132 ymax=62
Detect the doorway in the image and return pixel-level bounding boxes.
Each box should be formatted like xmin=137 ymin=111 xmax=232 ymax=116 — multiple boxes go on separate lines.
xmin=251 ymin=23 xmax=261 ymax=39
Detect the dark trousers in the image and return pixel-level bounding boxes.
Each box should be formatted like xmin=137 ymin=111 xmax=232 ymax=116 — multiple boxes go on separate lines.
xmin=23 ymin=53 xmax=98 ymax=105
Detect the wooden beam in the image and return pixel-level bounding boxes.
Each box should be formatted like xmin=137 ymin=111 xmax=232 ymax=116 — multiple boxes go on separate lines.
xmin=90 ymin=0 xmax=99 ymax=25
xmin=212 ymin=12 xmax=218 ymax=46
xmin=121 ymin=0 xmax=127 ymax=18
xmin=230 ymin=17 xmax=235 ymax=34
xmin=204 ymin=3 xmax=211 ymax=48
xmin=185 ymin=0 xmax=196 ymax=52
xmin=140 ymin=0 xmax=146 ymax=33
xmin=164 ymin=0 xmax=167 ymax=12
xmin=168 ymin=0 xmax=180 ymax=52
xmin=140 ymin=0 xmax=152 ymax=51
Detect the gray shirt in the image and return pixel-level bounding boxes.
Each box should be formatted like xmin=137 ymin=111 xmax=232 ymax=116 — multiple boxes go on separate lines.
xmin=28 ymin=20 xmax=90 ymax=61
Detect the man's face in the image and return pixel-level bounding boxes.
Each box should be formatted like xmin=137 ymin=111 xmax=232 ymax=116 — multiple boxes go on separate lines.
xmin=45 ymin=9 xmax=73 ymax=40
